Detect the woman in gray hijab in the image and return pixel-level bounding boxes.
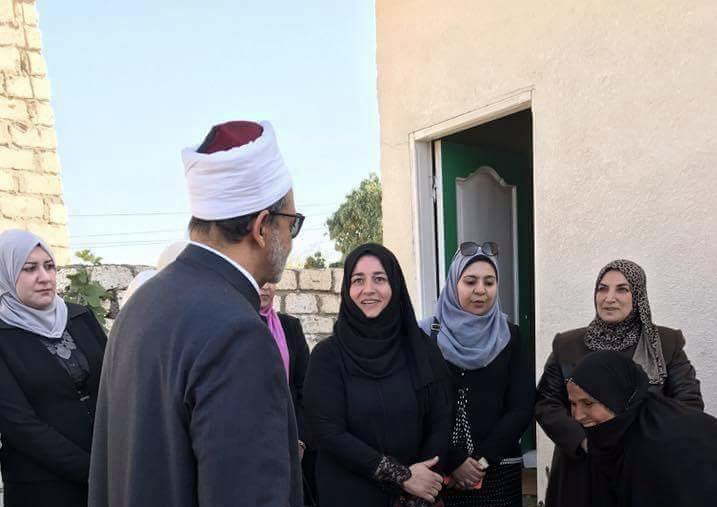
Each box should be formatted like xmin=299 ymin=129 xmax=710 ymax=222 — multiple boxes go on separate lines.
xmin=419 ymin=242 xmax=534 ymax=507
xmin=535 ymin=259 xmax=703 ymax=507
xmin=0 ymin=230 xmax=107 ymax=507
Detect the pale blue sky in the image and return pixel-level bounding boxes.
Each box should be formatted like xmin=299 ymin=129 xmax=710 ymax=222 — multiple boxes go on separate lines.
xmin=39 ymin=1 xmax=379 ymax=266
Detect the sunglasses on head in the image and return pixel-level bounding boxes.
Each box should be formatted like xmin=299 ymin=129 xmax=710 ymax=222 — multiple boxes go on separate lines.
xmin=456 ymin=241 xmax=499 ymax=257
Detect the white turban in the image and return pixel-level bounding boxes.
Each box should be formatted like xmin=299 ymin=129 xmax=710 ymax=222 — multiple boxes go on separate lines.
xmin=181 ymin=121 xmax=292 ymax=220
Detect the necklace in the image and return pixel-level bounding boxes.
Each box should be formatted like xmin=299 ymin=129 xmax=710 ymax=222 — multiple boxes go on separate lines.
xmin=44 ymin=332 xmax=77 ymax=360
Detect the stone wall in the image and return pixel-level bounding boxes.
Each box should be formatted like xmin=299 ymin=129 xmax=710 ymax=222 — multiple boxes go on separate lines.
xmin=0 ymin=0 xmax=69 ymax=264
xmin=57 ymin=266 xmax=342 ymax=346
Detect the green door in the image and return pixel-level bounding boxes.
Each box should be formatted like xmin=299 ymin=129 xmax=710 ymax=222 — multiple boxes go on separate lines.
xmin=440 ymin=140 xmax=536 ymax=452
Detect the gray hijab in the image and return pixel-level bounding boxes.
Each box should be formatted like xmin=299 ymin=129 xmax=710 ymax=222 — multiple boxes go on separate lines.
xmin=420 ymin=250 xmax=511 ymax=370
xmin=0 ymin=229 xmax=68 ymax=339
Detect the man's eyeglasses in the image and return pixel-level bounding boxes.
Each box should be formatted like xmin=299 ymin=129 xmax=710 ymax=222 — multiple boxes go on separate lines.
xmin=456 ymin=241 xmax=499 ymax=257
xmin=269 ymin=211 xmax=305 ymax=238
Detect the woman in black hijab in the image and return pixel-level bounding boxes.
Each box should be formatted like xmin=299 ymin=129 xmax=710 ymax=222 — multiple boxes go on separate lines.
xmin=567 ymin=350 xmax=717 ymax=507
xmin=304 ymin=244 xmax=453 ymax=507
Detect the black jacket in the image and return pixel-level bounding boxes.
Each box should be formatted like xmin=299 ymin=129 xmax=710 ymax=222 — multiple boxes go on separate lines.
xmin=278 ymin=313 xmax=310 ymax=443
xmin=535 ymin=326 xmax=703 ymax=507
xmin=88 ymin=244 xmax=303 ymax=507
xmin=0 ymin=304 xmax=106 ymax=484
xmin=442 ymin=323 xmax=534 ymax=471
xmin=304 ymin=335 xmax=452 ymax=507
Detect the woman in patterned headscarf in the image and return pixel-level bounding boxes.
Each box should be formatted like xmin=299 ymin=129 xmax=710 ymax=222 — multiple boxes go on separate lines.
xmin=535 ymin=259 xmax=703 ymax=507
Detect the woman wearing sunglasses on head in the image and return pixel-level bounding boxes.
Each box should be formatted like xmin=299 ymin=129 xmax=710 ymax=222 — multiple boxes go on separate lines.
xmin=419 ymin=242 xmax=534 ymax=507
xmin=304 ymin=243 xmax=453 ymax=507
xmin=535 ymin=259 xmax=703 ymax=507
xmin=566 ymin=351 xmax=717 ymax=507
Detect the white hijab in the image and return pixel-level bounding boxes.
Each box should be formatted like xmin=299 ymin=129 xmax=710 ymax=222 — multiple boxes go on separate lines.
xmin=0 ymin=230 xmax=68 ymax=338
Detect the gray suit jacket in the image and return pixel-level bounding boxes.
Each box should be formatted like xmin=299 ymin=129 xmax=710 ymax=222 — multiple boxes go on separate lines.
xmin=89 ymin=244 xmax=302 ymax=507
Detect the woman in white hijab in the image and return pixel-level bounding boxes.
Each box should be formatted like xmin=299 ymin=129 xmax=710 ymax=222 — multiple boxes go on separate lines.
xmin=419 ymin=242 xmax=534 ymax=507
xmin=0 ymin=230 xmax=107 ymax=507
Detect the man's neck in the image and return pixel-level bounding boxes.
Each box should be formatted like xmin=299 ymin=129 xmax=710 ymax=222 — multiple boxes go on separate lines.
xmin=189 ymin=233 xmax=265 ymax=286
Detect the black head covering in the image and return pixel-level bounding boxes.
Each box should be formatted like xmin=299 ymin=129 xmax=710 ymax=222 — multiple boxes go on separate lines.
xmin=570 ymin=350 xmax=649 ymax=416
xmin=334 ymin=243 xmax=440 ymax=388
xmin=568 ymin=351 xmax=649 ymax=459
xmin=569 ymin=351 xmax=717 ymax=507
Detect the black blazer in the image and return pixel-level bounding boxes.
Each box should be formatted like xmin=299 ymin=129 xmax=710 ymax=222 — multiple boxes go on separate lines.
xmin=278 ymin=313 xmax=310 ymax=443
xmin=0 ymin=304 xmax=106 ymax=484
xmin=88 ymin=244 xmax=303 ymax=507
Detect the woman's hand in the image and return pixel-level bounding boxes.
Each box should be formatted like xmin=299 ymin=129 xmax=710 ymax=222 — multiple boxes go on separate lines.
xmin=450 ymin=457 xmax=486 ymax=489
xmin=298 ymin=440 xmax=306 ymax=461
xmin=402 ymin=456 xmax=443 ymax=502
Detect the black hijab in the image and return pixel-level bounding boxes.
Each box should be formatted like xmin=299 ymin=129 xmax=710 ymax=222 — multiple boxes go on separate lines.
xmin=570 ymin=351 xmax=717 ymax=507
xmin=334 ymin=243 xmax=442 ymax=389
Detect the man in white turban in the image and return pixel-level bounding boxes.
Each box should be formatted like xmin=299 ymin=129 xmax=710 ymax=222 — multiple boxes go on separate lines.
xmin=89 ymin=121 xmax=304 ymax=507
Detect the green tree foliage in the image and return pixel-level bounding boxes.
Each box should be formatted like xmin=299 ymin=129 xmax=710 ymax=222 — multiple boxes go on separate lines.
xmin=63 ymin=250 xmax=110 ymax=329
xmin=304 ymin=251 xmax=327 ymax=269
xmin=326 ymin=173 xmax=382 ymax=257
xmin=75 ymin=249 xmax=102 ymax=265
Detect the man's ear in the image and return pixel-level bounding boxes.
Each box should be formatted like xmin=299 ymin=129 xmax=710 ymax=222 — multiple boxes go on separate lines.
xmin=251 ymin=210 xmax=271 ymax=249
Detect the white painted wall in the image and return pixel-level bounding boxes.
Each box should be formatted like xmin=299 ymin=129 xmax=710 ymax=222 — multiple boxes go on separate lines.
xmin=376 ymin=0 xmax=717 ymax=498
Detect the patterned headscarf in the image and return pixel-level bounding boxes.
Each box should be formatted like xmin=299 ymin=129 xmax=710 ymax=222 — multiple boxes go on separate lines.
xmin=585 ymin=259 xmax=667 ymax=384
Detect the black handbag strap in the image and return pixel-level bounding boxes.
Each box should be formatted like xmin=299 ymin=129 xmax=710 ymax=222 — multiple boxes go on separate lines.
xmin=429 ymin=317 xmax=440 ymax=342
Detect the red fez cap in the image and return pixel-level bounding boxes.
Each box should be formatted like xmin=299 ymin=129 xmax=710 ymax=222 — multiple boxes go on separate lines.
xmin=197 ymin=121 xmax=264 ymax=154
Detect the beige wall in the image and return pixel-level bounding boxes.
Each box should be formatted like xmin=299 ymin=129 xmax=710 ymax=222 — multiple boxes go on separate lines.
xmin=377 ymin=0 xmax=717 ymax=497
xmin=0 ymin=0 xmax=69 ymax=263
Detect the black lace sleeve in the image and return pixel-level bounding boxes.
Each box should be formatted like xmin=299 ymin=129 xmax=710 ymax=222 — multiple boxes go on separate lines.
xmin=396 ymin=495 xmax=439 ymax=507
xmin=373 ymin=455 xmax=412 ymax=485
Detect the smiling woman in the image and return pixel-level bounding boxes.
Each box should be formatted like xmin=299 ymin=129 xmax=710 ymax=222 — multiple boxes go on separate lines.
xmin=304 ymin=243 xmax=453 ymax=507
xmin=566 ymin=351 xmax=717 ymax=507
xmin=535 ymin=259 xmax=704 ymax=507
xmin=348 ymin=254 xmax=393 ymax=318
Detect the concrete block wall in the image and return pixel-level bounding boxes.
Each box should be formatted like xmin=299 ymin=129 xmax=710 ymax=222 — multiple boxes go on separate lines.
xmin=0 ymin=0 xmax=69 ymax=264
xmin=57 ymin=266 xmax=343 ymax=346
xmin=274 ymin=268 xmax=342 ymax=346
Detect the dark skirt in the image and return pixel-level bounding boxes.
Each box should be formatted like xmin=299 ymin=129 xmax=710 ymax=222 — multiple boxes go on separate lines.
xmin=443 ymin=461 xmax=523 ymax=507
xmin=3 ymin=480 xmax=87 ymax=507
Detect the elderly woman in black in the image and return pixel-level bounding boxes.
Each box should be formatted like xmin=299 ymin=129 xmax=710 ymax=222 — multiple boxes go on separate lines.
xmin=419 ymin=242 xmax=534 ymax=507
xmin=304 ymin=243 xmax=453 ymax=507
xmin=535 ymin=259 xmax=703 ymax=507
xmin=567 ymin=351 xmax=717 ymax=507
xmin=0 ymin=230 xmax=107 ymax=507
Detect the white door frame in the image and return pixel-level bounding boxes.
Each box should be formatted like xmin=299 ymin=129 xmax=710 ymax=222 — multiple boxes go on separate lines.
xmin=408 ymin=87 xmax=533 ymax=318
